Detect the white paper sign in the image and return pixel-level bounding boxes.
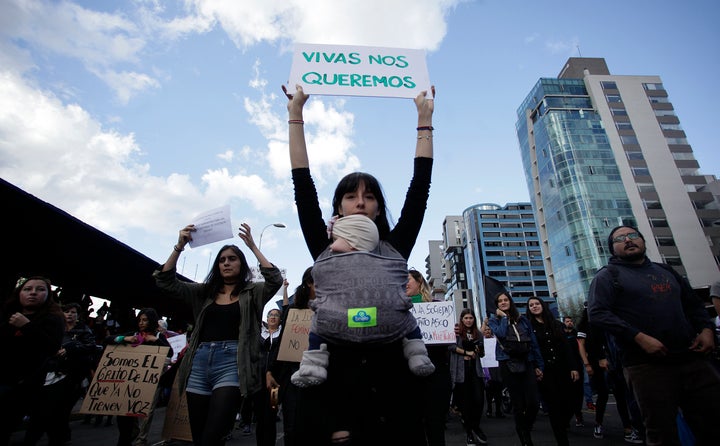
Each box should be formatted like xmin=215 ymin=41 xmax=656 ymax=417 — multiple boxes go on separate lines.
xmin=187 ymin=205 xmax=233 ymax=248
xmin=288 ymin=43 xmax=432 ymax=99
xmin=410 ymin=301 xmax=456 ymax=344
xmin=166 ymin=334 xmax=187 ymax=363
xmin=480 ymin=337 xmax=498 ymax=368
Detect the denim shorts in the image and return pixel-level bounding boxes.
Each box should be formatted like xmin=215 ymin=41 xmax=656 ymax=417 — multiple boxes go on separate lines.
xmin=186 ymin=341 xmax=239 ymax=395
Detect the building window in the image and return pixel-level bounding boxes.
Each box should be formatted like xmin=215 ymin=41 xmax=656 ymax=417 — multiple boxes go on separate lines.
xmin=606 ymin=94 xmax=622 ymax=103
xmin=678 ymin=168 xmax=699 ymax=176
xmin=626 ymin=151 xmax=644 ymax=160
xmin=663 ymin=256 xmax=683 ymax=267
xmin=656 ymin=236 xmax=676 ymax=247
xmin=483 ymin=232 xmax=501 ymax=237
xmin=666 ymin=137 xmax=688 ymax=145
xmin=601 ymin=81 xmax=617 ymax=90
xmin=648 ymin=96 xmax=670 ymax=104
xmin=564 ymin=246 xmax=571 ymax=256
xmin=637 ymin=183 xmax=655 ymax=193
xmin=615 ymin=121 xmax=633 ymax=130
xmin=632 ymin=167 xmax=650 ymax=176
xmin=611 ymin=107 xmax=628 ymax=116
xmin=672 ymin=152 xmax=695 ymax=161
xmin=643 ymin=200 xmax=662 ymax=210
xmin=654 ymin=109 xmax=676 ymax=117
xmin=643 ymin=83 xmax=665 ymax=91
xmin=650 ymin=218 xmax=669 ymax=228
xmin=621 ymin=135 xmax=639 ymax=145
xmin=660 ymin=123 xmax=682 ymax=131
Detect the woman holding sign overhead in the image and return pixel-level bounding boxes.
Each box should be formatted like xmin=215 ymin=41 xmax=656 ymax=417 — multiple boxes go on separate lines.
xmin=283 ymin=83 xmax=434 ymax=445
xmin=153 ymin=223 xmax=282 ymax=446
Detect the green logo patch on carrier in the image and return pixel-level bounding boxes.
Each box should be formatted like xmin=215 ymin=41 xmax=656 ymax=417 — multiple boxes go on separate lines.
xmin=347 ymin=307 xmax=377 ymax=328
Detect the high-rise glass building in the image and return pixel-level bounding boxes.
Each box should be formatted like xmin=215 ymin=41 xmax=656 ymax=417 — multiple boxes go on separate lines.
xmin=515 ymin=57 xmax=719 ymax=316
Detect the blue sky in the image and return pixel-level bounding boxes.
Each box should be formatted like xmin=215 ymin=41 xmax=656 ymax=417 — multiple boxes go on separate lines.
xmin=2 ymin=0 xmax=718 ymax=309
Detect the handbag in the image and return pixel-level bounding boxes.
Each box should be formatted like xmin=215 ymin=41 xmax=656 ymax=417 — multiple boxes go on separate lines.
xmin=498 ymin=322 xmax=531 ymax=373
xmin=502 ymin=323 xmax=531 ymax=357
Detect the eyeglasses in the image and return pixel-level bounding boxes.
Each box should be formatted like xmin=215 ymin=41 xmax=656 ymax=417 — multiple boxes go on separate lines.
xmin=612 ymin=232 xmax=640 ymax=243
xmin=268 ymin=314 xmax=280 ymax=318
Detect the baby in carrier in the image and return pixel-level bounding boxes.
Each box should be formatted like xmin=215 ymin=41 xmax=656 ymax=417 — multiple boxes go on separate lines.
xmin=291 ymin=214 xmax=435 ymax=387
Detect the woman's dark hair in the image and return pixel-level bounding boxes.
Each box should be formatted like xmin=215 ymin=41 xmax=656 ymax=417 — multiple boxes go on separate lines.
xmin=525 ymin=297 xmax=563 ymax=341
xmin=331 ymin=172 xmax=392 ymax=240
xmin=137 ymin=308 xmax=160 ymax=333
xmin=458 ymin=308 xmax=481 ymax=341
xmin=494 ymin=291 xmax=520 ymax=322
xmin=293 ymin=267 xmax=314 ymax=310
xmin=4 ymin=276 xmax=62 ymax=319
xmin=204 ymin=245 xmax=252 ymax=298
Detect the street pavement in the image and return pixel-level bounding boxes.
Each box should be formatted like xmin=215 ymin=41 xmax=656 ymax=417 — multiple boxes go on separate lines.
xmin=11 ymin=396 xmax=636 ymax=445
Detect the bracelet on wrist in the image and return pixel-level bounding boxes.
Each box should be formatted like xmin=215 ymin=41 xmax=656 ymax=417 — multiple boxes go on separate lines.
xmin=416 ymin=125 xmax=434 ymax=131
xmin=288 ymin=119 xmax=304 ymax=125
xmin=173 ymin=244 xmax=184 ymax=253
xmin=417 ymin=134 xmax=433 ymax=140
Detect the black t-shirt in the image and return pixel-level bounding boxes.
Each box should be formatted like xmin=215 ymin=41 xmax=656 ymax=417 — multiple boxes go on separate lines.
xmin=198 ymin=302 xmax=241 ymax=342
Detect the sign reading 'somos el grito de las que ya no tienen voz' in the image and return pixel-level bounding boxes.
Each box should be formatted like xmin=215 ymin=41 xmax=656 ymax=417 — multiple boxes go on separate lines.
xmin=288 ymin=43 xmax=432 ymax=99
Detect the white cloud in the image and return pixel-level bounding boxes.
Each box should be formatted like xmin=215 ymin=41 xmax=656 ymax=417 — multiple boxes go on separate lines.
xmin=545 ymin=37 xmax=580 ymax=55
xmin=0 ymin=69 xmax=288 ymax=236
xmin=189 ymin=0 xmax=457 ymax=50
xmin=217 ymin=150 xmax=235 ymax=162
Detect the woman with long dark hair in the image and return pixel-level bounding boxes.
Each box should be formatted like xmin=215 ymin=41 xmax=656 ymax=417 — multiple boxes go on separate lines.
xmin=450 ymin=308 xmax=488 ymax=445
xmin=154 ymin=223 xmax=282 ymax=446
xmin=284 ymin=83 xmax=435 ymax=445
xmin=0 ymin=276 xmax=64 ymax=446
xmin=526 ymin=297 xmax=579 ymax=446
xmin=488 ymin=292 xmax=544 ymax=446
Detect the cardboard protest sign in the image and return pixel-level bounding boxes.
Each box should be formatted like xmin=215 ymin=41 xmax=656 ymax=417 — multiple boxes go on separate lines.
xmin=288 ymin=43 xmax=432 ymax=99
xmin=410 ymin=301 xmax=456 ymax=344
xmin=277 ymin=308 xmax=313 ymax=362
xmin=161 ymin=374 xmax=192 ymax=442
xmin=80 ymin=344 xmax=169 ymax=417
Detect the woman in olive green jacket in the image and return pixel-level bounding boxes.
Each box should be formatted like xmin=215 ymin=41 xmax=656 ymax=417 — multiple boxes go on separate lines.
xmin=154 ymin=223 xmax=282 ymax=446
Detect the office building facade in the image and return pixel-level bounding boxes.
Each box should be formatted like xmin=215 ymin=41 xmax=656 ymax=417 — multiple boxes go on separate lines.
xmin=516 ymin=57 xmax=720 ymax=315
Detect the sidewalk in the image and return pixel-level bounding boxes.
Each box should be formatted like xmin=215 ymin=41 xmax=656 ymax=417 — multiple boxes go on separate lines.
xmin=11 ymin=397 xmax=635 ymax=445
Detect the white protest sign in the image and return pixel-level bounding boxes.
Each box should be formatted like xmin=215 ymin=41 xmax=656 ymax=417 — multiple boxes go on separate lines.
xmin=288 ymin=43 xmax=432 ymax=99
xmin=480 ymin=337 xmax=498 ymax=368
xmin=410 ymin=301 xmax=456 ymax=344
xmin=187 ymin=205 xmax=233 ymax=248
xmin=166 ymin=334 xmax=187 ymax=363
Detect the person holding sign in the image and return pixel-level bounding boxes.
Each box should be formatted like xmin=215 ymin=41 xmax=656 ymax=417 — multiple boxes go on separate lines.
xmin=291 ymin=214 xmax=434 ymax=387
xmin=105 ymin=308 xmax=172 ymax=446
xmin=0 ymin=276 xmax=64 ymax=446
xmin=284 ymin=83 xmax=434 ymax=445
xmin=153 ymin=223 xmax=282 ymax=446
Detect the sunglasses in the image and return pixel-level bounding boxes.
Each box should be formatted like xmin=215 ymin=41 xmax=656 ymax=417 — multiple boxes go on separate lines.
xmin=612 ymin=232 xmax=640 ymax=243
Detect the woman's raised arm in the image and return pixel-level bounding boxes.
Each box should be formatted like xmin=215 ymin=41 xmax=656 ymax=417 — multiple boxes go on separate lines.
xmin=414 ymin=86 xmax=435 ymax=159
xmin=283 ymin=84 xmax=311 ymax=169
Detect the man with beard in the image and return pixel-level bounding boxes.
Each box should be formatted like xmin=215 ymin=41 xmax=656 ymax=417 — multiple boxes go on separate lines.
xmin=587 ymin=225 xmax=720 ymax=446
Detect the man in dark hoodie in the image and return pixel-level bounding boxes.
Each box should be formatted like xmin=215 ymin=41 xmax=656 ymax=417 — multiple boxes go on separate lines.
xmin=588 ymin=225 xmax=720 ymax=446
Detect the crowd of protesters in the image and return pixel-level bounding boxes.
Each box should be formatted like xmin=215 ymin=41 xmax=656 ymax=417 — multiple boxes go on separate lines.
xmin=3 ymin=82 xmax=719 ymax=446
